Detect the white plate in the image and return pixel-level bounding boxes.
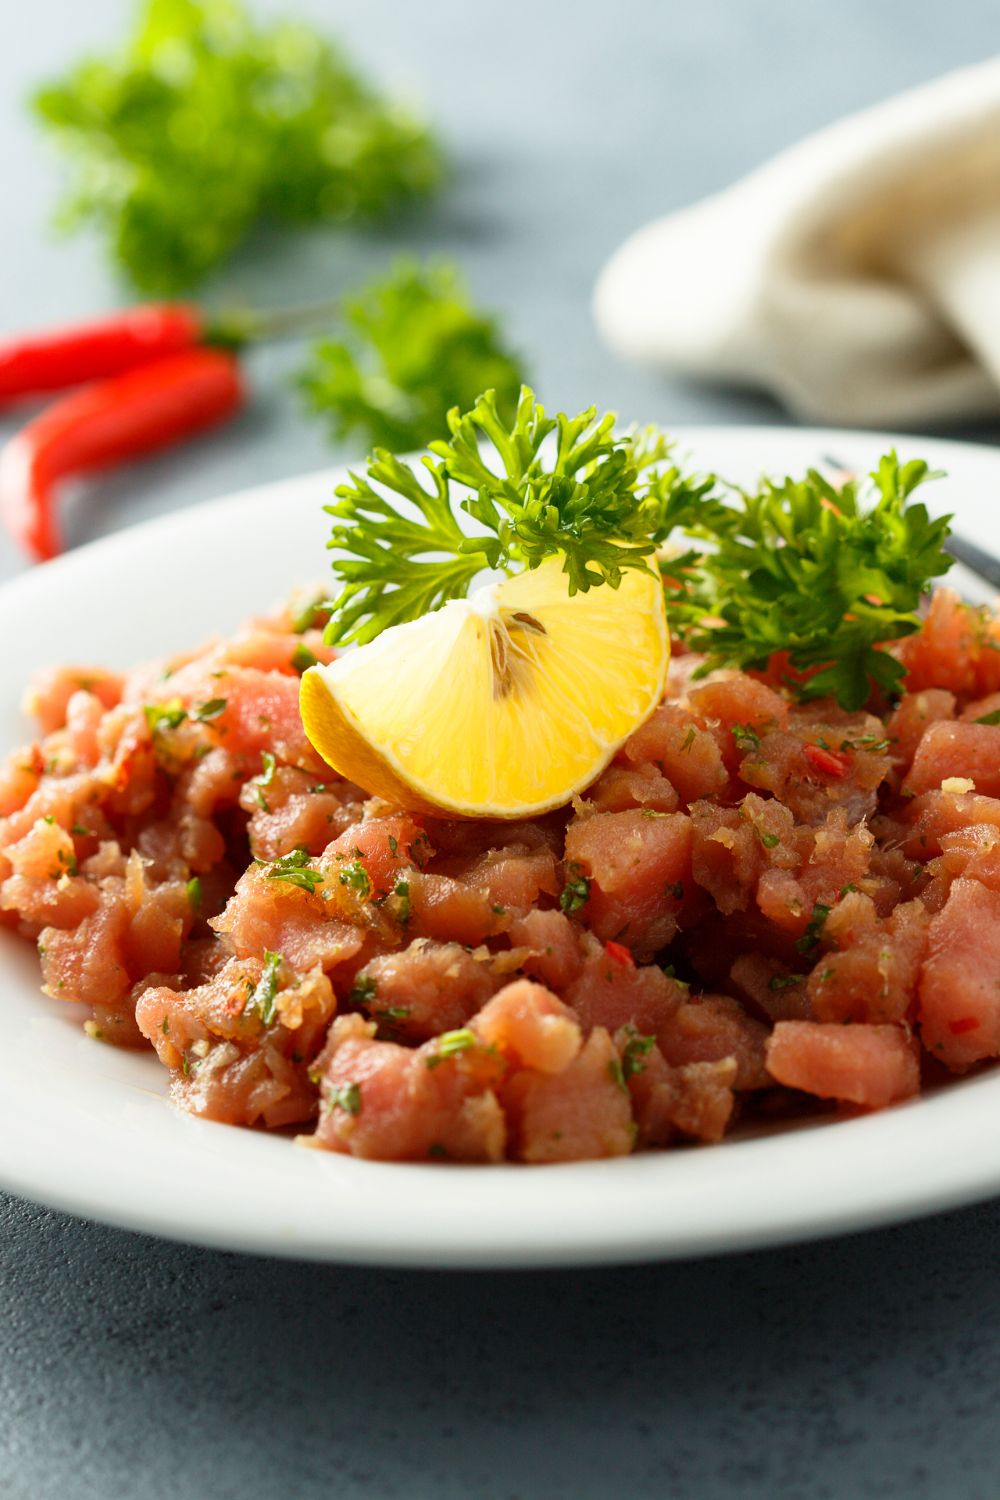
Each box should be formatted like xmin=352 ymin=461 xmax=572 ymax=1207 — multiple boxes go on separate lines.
xmin=1 ymin=425 xmax=999 ymax=1267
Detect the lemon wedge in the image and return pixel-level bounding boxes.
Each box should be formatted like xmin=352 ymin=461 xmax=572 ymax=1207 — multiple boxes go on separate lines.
xmin=299 ymin=556 xmax=669 ymax=818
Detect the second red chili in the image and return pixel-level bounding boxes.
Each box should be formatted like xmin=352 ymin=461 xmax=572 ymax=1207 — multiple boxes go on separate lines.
xmin=0 ymin=348 xmax=244 ymax=562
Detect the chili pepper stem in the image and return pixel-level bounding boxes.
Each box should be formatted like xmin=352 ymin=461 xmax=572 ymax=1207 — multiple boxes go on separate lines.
xmin=203 ymin=297 xmax=344 ymax=349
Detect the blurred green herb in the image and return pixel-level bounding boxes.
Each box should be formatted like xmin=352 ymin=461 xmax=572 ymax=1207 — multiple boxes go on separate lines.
xmin=33 ymin=0 xmax=443 ymax=293
xmin=298 ymin=261 xmax=523 ymax=454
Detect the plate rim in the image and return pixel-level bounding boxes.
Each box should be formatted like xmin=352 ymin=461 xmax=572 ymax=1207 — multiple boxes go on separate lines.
xmin=2 ymin=420 xmax=999 ymax=1267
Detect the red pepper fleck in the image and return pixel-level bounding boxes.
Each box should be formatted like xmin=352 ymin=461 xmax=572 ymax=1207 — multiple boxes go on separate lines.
xmin=605 ymin=940 xmax=634 ymax=968
xmin=948 ymin=1016 xmax=981 ymax=1036
xmin=803 ymin=743 xmax=850 ymax=778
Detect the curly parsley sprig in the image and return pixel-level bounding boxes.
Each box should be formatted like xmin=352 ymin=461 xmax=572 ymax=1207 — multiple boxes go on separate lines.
xmin=323 ymin=386 xmax=713 ymax=645
xmin=322 ymin=387 xmax=953 ymax=710
xmin=665 ymin=454 xmax=953 ymax=710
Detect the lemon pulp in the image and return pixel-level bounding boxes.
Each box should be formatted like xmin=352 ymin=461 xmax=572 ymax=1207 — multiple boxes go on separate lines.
xmin=300 ymin=556 xmax=669 ymax=818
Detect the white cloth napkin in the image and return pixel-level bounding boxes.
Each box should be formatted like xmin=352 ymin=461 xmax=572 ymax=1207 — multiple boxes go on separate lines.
xmin=594 ymin=58 xmax=1000 ymax=428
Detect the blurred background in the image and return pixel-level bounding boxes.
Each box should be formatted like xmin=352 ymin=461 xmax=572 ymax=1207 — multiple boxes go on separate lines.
xmin=2 ymin=0 xmax=998 ymax=578
xmin=4 ymin=6 xmax=1000 ymax=1500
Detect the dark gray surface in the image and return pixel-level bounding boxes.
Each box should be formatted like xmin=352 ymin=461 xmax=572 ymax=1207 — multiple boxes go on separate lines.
xmin=2 ymin=3 xmax=1000 ymax=1497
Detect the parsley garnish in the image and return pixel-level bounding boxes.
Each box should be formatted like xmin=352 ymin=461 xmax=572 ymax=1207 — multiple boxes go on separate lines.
xmin=768 ymin=974 xmax=801 ymax=992
xmin=186 ymin=877 xmax=202 ymax=913
xmin=664 ymin=455 xmax=952 ymax=711
xmin=322 ymin=388 xmax=713 ymax=645
xmin=974 ymin=709 xmax=1000 ymax=726
xmin=263 ymin=848 xmax=323 ymax=895
xmin=300 ymin=260 xmax=524 ymax=455
xmin=321 ymin=389 xmax=952 ymax=709
xmin=34 ymin=0 xmax=442 ymax=293
xmin=247 ymin=950 xmax=283 ymax=1025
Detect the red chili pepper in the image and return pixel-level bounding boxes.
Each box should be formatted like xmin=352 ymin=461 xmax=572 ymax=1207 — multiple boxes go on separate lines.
xmin=0 ymin=296 xmax=341 ymax=407
xmin=803 ymin=743 xmax=850 ymax=779
xmin=0 ymin=304 xmax=203 ymax=406
xmin=605 ymin=939 xmax=635 ymax=968
xmin=948 ymin=1016 xmax=981 ymax=1036
xmin=0 ymin=349 xmax=244 ymax=562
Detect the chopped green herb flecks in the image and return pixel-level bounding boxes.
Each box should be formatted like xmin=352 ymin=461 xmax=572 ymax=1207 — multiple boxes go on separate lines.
xmin=620 ymin=1025 xmax=656 ymax=1080
xmin=263 ymin=848 xmax=323 ymax=895
xmin=186 ymin=876 xmax=202 ymax=913
xmin=390 ymin=878 xmax=411 ymax=926
xmin=248 ymin=950 xmax=283 ymax=1025
xmin=339 ymin=859 xmax=372 ymax=898
xmin=194 ymin=698 xmax=227 ymax=722
xmin=607 ymin=1057 xmax=628 ymax=1093
xmin=731 ymin=723 xmax=760 ymax=753
xmin=327 ymin=1081 xmax=362 ymax=1116
xmin=251 ymin=750 xmax=277 ymax=810
xmin=349 ymin=975 xmax=378 ymax=1006
xmin=768 ymin=973 xmax=801 ymax=992
xmin=560 ymin=869 xmax=591 ymax=914
xmin=795 ymin=902 xmax=831 ymax=956
xmin=143 ymin=700 xmax=187 ymax=735
xmin=426 ymin=1028 xmax=477 ymax=1069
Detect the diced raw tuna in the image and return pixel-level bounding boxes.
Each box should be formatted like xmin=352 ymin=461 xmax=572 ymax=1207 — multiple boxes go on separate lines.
xmin=474 ymin=980 xmax=582 ymax=1074
xmin=564 ymin=807 xmax=693 ymax=960
xmin=502 ymin=1027 xmax=634 ymax=1162
xmin=896 ymin=588 xmax=1000 ymax=699
xmin=807 ymin=898 xmax=928 ymax=1025
xmin=690 ymin=793 xmax=797 ymax=914
xmin=240 ymin=765 xmax=362 ymax=860
xmin=505 ymin=909 xmax=583 ymax=988
xmin=211 ymin=864 xmax=364 ymax=973
xmin=918 ymin=878 xmax=1000 ymax=1070
xmin=887 ymin=690 xmax=956 ymax=765
xmin=354 ymin=939 xmax=502 ymax=1041
xmin=625 ymin=1037 xmax=737 ymax=1145
xmin=24 ymin=665 xmax=123 ymax=736
xmin=621 ymin=703 xmax=729 ymax=803
xmin=766 ymin=1021 xmax=919 ymax=1107
xmin=434 ymin=843 xmax=559 ymax=913
xmin=564 ymin=935 xmax=687 ymax=1039
xmin=312 ymin=1014 xmax=506 ymax=1161
xmin=581 ymin=762 xmax=679 ymax=814
xmin=905 ymin=721 xmax=1000 ymax=798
